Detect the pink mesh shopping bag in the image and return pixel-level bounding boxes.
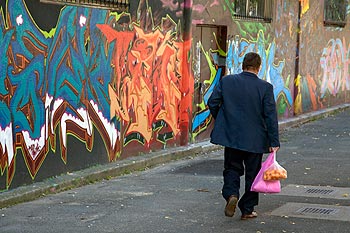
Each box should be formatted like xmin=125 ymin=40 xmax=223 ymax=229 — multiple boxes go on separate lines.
xmin=251 ymin=151 xmax=281 ymax=193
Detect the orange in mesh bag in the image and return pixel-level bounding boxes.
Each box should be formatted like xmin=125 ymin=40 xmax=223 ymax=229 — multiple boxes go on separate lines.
xmin=263 ymin=153 xmax=287 ymax=181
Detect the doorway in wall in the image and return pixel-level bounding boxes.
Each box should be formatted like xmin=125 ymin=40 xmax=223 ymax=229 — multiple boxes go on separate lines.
xmin=192 ymin=24 xmax=227 ymax=142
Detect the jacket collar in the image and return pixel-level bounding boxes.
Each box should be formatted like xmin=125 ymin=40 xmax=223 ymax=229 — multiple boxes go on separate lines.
xmin=241 ymin=71 xmax=259 ymax=78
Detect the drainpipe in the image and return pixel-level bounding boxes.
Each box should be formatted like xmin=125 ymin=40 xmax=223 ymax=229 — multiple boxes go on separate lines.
xmin=179 ymin=0 xmax=193 ymax=146
xmin=294 ymin=0 xmax=302 ymax=116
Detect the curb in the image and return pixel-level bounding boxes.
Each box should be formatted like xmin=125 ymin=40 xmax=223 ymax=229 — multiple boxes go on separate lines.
xmin=0 ymin=104 xmax=349 ymax=209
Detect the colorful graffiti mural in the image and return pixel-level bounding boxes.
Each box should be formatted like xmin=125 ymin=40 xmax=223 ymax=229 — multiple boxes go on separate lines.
xmin=191 ymin=41 xmax=222 ymax=139
xmin=320 ymin=37 xmax=350 ymax=97
xmin=191 ymin=26 xmax=293 ymax=138
xmin=295 ymin=35 xmax=350 ymax=115
xmin=0 ymin=0 xmax=192 ymax=189
xmin=189 ymin=0 xmax=296 ymax=140
xmin=1 ymin=0 xmax=349 ymax=191
xmin=293 ymin=0 xmax=350 ymax=114
xmin=226 ymin=29 xmax=293 ymax=115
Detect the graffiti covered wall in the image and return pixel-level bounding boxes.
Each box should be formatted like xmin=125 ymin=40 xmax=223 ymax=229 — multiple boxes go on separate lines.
xmin=0 ymin=0 xmax=193 ymax=190
xmin=190 ymin=0 xmax=350 ymax=141
xmin=190 ymin=0 xmax=297 ymax=142
xmin=297 ymin=0 xmax=350 ymax=113
xmin=1 ymin=0 xmax=350 ymax=190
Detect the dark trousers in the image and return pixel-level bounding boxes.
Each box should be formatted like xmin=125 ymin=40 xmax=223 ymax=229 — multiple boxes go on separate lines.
xmin=222 ymin=147 xmax=263 ymax=215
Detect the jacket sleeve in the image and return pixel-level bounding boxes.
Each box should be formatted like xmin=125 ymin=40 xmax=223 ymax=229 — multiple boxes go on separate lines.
xmin=207 ymin=80 xmax=223 ymax=119
xmin=263 ymin=84 xmax=280 ymax=147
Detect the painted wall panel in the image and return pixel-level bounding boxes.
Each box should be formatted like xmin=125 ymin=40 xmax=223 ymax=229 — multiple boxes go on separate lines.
xmin=0 ymin=0 xmax=192 ymax=190
xmin=297 ymin=0 xmax=350 ymax=113
xmin=190 ymin=0 xmax=298 ymax=142
xmin=191 ymin=0 xmax=350 ymax=142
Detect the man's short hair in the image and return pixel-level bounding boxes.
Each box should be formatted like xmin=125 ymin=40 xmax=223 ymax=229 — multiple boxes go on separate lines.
xmin=242 ymin=52 xmax=261 ymax=71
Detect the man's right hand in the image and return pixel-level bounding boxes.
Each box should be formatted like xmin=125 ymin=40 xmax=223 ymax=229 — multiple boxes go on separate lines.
xmin=269 ymin=147 xmax=280 ymax=152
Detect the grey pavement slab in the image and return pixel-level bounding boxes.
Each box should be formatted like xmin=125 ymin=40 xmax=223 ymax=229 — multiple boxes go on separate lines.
xmin=271 ymin=202 xmax=350 ymax=222
xmin=279 ymin=184 xmax=350 ymax=200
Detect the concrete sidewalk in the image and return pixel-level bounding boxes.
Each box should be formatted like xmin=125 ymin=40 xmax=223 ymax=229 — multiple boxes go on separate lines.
xmin=1 ymin=104 xmax=349 ymax=209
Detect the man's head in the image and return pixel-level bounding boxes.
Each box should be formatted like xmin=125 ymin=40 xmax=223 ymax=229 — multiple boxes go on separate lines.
xmin=242 ymin=52 xmax=261 ymax=73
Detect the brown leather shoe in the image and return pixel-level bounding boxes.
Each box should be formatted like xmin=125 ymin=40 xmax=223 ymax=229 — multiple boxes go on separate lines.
xmin=241 ymin=211 xmax=258 ymax=220
xmin=224 ymin=195 xmax=238 ymax=217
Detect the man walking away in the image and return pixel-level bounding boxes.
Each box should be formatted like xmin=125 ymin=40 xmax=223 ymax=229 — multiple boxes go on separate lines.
xmin=207 ymin=52 xmax=280 ymax=220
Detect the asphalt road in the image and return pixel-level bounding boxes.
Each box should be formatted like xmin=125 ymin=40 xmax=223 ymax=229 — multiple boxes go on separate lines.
xmin=1 ymin=109 xmax=350 ymax=233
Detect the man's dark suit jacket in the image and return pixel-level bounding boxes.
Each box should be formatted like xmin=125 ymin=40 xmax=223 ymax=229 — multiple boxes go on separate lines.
xmin=208 ymin=71 xmax=280 ymax=154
